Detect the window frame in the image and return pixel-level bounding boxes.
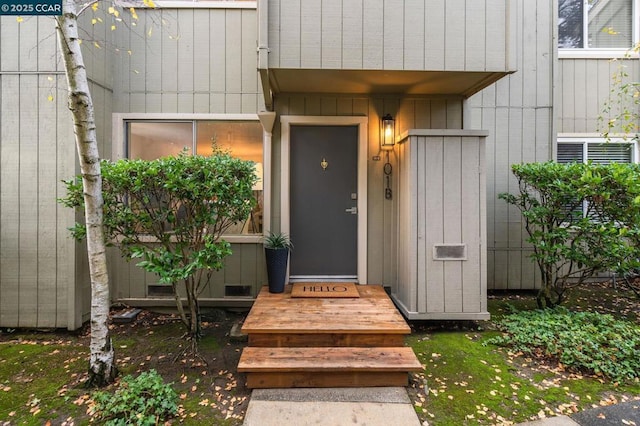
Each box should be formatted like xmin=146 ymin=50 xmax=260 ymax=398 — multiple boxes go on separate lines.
xmin=557 ymin=136 xmax=638 ymax=218
xmin=556 ymin=136 xmax=639 ymax=163
xmin=112 ymin=113 xmax=268 ymax=244
xmin=558 ymin=0 xmax=639 ymax=58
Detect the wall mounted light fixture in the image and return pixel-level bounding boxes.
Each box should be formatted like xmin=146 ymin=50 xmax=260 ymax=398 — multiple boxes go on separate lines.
xmin=380 ymin=113 xmax=396 ymax=150
xmin=380 ymin=114 xmax=395 ymax=200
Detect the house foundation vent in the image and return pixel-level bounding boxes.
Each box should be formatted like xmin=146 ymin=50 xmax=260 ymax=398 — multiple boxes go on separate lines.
xmin=147 ymin=284 xmax=173 ymax=297
xmin=433 ymin=244 xmax=467 ymax=261
xmin=225 ymin=285 xmax=252 ymax=298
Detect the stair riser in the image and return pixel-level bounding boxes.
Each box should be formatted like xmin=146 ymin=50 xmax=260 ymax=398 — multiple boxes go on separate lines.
xmin=248 ymin=333 xmax=405 ymax=348
xmin=245 ymin=372 xmax=410 ymax=388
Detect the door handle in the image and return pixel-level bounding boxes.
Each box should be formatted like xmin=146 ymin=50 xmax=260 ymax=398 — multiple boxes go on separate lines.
xmin=345 ymin=207 xmax=358 ymax=215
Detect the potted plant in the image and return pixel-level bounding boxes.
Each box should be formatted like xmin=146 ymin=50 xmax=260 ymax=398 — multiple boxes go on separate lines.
xmin=264 ymin=232 xmax=293 ymax=293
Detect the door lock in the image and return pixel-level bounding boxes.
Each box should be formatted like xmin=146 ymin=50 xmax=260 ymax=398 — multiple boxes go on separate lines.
xmin=345 ymin=207 xmax=358 ymax=215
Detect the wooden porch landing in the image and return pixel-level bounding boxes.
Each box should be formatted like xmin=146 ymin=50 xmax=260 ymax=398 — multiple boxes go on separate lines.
xmin=238 ymin=285 xmax=422 ymax=388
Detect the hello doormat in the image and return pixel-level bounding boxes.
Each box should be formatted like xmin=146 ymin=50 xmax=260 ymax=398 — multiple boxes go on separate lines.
xmin=291 ymin=283 xmax=360 ymax=298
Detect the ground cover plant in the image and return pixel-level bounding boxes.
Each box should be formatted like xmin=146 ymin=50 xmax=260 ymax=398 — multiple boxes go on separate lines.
xmin=487 ymin=308 xmax=640 ymax=383
xmin=91 ymin=369 xmax=178 ymax=425
xmin=0 ymin=283 xmax=639 ymax=425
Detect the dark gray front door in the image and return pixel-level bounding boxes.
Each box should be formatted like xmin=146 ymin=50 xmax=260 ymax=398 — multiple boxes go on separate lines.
xmin=289 ymin=125 xmax=358 ymax=279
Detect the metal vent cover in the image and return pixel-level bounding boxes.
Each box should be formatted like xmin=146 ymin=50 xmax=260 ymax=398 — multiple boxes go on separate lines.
xmin=147 ymin=284 xmax=173 ymax=297
xmin=433 ymin=244 xmax=467 ymax=261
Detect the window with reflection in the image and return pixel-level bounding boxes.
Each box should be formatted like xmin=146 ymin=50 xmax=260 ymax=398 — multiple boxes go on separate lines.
xmin=559 ymin=0 xmax=634 ymax=49
xmin=126 ymin=120 xmax=264 ymax=235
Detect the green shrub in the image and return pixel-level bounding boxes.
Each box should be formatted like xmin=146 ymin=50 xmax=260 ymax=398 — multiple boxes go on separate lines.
xmin=61 ymin=152 xmax=258 ymax=341
xmin=92 ymin=369 xmax=178 ymax=425
xmin=499 ymin=162 xmax=640 ymax=307
xmin=487 ymin=308 xmax=640 ymax=383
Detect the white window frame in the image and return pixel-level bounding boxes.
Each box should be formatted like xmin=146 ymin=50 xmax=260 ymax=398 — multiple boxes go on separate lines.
xmin=558 ymin=0 xmax=639 ymax=59
xmin=556 ymin=136 xmax=639 ymax=163
xmin=112 ymin=113 xmax=268 ymax=244
xmin=557 ymin=136 xmax=638 ymax=218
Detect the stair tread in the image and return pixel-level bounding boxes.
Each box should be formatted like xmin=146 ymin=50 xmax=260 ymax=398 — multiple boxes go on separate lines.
xmin=241 ymin=285 xmax=411 ymax=335
xmin=238 ymin=346 xmax=423 ymax=372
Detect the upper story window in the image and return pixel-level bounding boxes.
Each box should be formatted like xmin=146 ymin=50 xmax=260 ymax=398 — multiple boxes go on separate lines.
xmin=126 ymin=119 xmax=264 ymax=236
xmin=559 ymin=0 xmax=636 ymax=52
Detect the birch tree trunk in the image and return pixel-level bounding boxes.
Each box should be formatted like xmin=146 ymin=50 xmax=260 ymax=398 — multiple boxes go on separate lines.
xmin=56 ymin=1 xmax=117 ymax=386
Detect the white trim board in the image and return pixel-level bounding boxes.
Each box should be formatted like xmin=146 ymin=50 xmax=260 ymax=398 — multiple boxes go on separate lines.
xmin=280 ymin=115 xmax=368 ymax=285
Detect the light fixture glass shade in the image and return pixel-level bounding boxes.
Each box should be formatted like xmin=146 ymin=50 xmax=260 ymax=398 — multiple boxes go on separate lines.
xmin=381 ymin=114 xmax=395 ymax=149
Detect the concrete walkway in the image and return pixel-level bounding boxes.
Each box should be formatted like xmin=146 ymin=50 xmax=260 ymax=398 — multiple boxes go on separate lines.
xmin=243 ymin=388 xmax=639 ymax=426
xmin=243 ymin=387 xmax=421 ymax=426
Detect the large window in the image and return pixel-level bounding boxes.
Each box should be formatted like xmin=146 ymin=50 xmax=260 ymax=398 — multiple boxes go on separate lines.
xmin=559 ymin=0 xmax=636 ymax=50
xmin=126 ymin=119 xmax=264 ymax=235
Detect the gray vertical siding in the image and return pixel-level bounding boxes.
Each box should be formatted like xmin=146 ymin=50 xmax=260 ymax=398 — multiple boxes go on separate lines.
xmin=468 ymin=0 xmax=554 ymax=290
xmin=0 ymin=9 xmax=114 ymax=329
xmin=393 ymin=131 xmax=487 ymax=319
xmin=111 ymin=244 xmax=266 ymax=303
xmin=557 ymin=58 xmax=640 ymax=134
xmin=0 ymin=17 xmax=79 ymax=329
xmin=266 ymin=0 xmax=516 ymax=73
xmin=108 ymin=6 xmax=265 ymax=302
xmin=112 ymin=8 xmax=262 ymax=114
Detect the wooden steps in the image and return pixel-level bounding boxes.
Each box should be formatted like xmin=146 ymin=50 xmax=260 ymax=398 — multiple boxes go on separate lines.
xmin=238 ymin=285 xmax=423 ymax=388
xmin=238 ymin=347 xmax=422 ymax=388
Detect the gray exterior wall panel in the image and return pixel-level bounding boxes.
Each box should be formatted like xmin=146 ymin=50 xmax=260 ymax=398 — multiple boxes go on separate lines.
xmin=557 ymin=58 xmax=640 ymax=134
xmin=469 ymin=0 xmax=554 ymax=290
xmin=108 ymin=7 xmax=265 ymax=302
xmin=113 ymin=8 xmax=262 ymax=114
xmin=0 ymin=10 xmax=113 ymax=329
xmin=267 ymin=0 xmax=514 ymax=73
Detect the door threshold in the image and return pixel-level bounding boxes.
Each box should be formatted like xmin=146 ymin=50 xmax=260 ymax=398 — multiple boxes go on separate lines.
xmin=290 ymin=276 xmax=359 ymax=283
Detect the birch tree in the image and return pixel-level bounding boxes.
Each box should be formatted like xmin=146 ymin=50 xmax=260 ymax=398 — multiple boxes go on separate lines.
xmin=55 ymin=0 xmax=116 ymax=386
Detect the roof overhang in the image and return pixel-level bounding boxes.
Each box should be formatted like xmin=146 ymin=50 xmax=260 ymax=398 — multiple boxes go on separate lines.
xmin=266 ymin=68 xmax=512 ymax=99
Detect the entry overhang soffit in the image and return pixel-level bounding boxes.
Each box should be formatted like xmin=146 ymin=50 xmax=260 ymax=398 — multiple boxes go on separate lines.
xmin=264 ymin=68 xmax=512 ymax=98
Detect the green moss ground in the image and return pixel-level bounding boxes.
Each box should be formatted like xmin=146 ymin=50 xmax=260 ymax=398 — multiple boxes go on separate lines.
xmin=407 ymin=284 xmax=640 ymax=425
xmin=0 ymin=285 xmax=638 ymax=425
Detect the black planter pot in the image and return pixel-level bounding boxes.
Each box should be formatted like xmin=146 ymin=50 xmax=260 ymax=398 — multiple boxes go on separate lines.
xmin=265 ymin=247 xmax=289 ymax=293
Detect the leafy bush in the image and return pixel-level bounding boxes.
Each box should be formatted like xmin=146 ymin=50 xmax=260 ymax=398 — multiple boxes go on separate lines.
xmin=92 ymin=370 xmax=178 ymax=425
xmin=487 ymin=308 xmax=640 ymax=382
xmin=499 ymin=162 xmax=640 ymax=307
xmin=61 ymin=151 xmax=257 ymax=342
